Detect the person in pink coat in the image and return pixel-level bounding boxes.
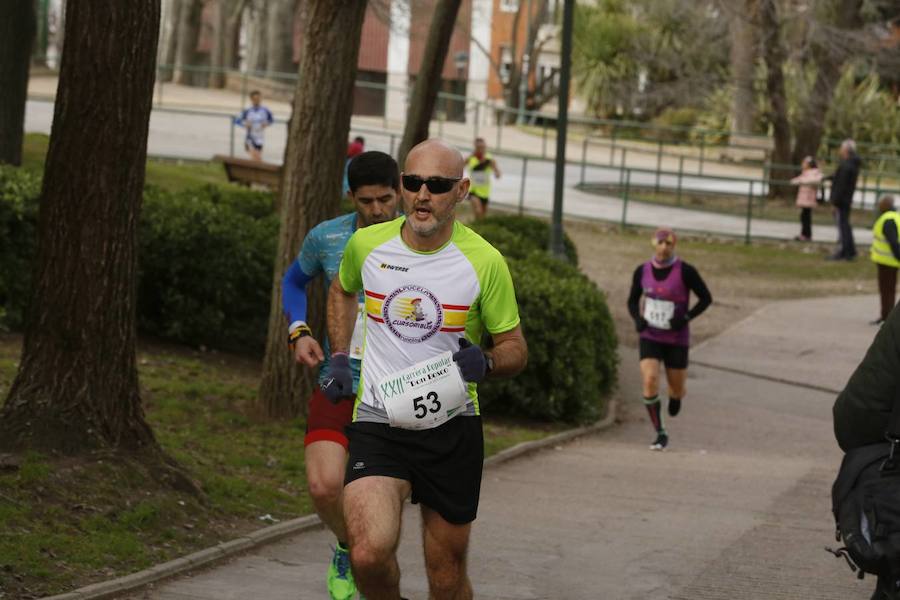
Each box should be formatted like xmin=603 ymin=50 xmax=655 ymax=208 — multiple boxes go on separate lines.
xmin=790 ymin=156 xmax=823 ymax=241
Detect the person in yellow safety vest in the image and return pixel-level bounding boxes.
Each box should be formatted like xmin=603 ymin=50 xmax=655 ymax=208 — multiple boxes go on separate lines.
xmin=465 ymin=138 xmax=501 ymax=220
xmin=870 ymin=195 xmax=900 ymax=325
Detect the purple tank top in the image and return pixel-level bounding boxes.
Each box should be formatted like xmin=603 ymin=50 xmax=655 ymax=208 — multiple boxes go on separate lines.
xmin=639 ymin=259 xmax=690 ymax=347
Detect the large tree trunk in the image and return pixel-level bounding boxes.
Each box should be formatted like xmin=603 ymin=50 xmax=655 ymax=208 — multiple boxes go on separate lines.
xmin=0 ymin=0 xmax=161 ymax=455
xmin=209 ymin=0 xmax=227 ymax=88
xmin=759 ymin=0 xmax=793 ymax=199
xmin=173 ymin=0 xmax=204 ymax=85
xmin=265 ymin=0 xmax=296 ymax=79
xmin=257 ymin=0 xmax=368 ymax=419
xmin=397 ymin=0 xmax=464 ymax=167
xmin=159 ymin=0 xmax=181 ymax=82
xmin=245 ymin=0 xmax=268 ymax=75
xmin=790 ymin=0 xmax=863 ymax=165
xmin=0 ymin=0 xmax=36 ymax=166
xmin=729 ymin=1 xmax=759 ymax=136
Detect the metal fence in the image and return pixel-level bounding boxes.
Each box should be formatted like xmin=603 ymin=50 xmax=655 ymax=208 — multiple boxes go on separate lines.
xmin=23 ymin=95 xmax=897 ymax=245
xmin=148 ymin=63 xmax=900 ymax=180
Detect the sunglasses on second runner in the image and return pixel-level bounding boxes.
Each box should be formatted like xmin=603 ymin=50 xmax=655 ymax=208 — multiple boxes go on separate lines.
xmin=401 ymin=174 xmax=461 ymax=195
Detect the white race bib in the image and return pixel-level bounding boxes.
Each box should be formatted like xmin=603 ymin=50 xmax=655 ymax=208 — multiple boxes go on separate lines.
xmin=349 ymin=303 xmax=366 ymax=360
xmin=643 ymin=297 xmax=675 ymax=330
xmin=471 ymin=170 xmax=490 ymax=186
xmin=376 ymin=351 xmax=469 ymax=430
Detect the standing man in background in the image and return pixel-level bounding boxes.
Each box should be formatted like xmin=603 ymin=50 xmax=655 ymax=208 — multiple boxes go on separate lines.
xmin=281 ymin=151 xmax=400 ymax=600
xmin=236 ymin=90 xmax=274 ymax=161
xmin=870 ymin=195 xmax=900 ymax=326
xmin=465 ymin=137 xmax=501 ymax=220
xmin=825 ymin=139 xmax=861 ymax=261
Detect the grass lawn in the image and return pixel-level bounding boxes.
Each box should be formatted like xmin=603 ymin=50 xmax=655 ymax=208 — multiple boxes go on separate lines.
xmin=22 ymin=133 xmax=231 ymax=191
xmin=557 ymin=217 xmax=876 ymax=347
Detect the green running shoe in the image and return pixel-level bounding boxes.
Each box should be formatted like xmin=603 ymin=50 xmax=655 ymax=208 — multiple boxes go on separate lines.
xmin=327 ymin=543 xmax=356 ymax=600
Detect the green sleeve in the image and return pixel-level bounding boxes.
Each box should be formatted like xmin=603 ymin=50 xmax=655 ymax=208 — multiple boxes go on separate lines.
xmin=480 ymin=252 xmax=520 ymax=334
xmin=338 ymin=231 xmax=365 ymax=293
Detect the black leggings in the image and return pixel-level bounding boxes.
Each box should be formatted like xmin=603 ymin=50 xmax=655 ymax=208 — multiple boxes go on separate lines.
xmin=800 ymin=208 xmax=812 ymax=239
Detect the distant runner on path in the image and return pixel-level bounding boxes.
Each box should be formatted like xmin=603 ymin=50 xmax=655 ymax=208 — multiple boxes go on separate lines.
xmin=627 ymin=228 xmax=712 ymax=450
xmin=235 ymin=90 xmax=273 ymax=161
xmin=465 ymin=137 xmax=501 ymax=220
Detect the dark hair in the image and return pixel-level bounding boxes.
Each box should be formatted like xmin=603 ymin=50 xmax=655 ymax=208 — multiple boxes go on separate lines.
xmin=249 ymin=90 xmax=261 ymax=97
xmin=347 ymin=151 xmax=399 ymax=192
xmin=353 ymin=136 xmax=365 ymax=144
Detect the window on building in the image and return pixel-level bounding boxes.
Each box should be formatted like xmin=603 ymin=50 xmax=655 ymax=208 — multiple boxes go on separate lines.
xmin=500 ymin=0 xmax=519 ymax=12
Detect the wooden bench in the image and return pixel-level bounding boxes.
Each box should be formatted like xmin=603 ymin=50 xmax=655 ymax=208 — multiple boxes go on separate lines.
xmin=213 ymin=155 xmax=283 ymax=193
xmin=719 ymin=133 xmax=773 ymax=163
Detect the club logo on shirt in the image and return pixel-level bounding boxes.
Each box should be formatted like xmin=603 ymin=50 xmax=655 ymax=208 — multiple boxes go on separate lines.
xmin=383 ymin=285 xmax=443 ymax=343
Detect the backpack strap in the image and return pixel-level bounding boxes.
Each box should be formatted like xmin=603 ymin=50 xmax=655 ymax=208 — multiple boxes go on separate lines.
xmin=882 ymin=382 xmax=900 ymax=472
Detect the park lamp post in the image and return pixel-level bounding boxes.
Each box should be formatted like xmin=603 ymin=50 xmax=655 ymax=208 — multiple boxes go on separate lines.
xmin=550 ymin=0 xmax=573 ymax=259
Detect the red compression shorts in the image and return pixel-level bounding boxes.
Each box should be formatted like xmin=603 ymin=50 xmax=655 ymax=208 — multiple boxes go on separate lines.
xmin=304 ymin=386 xmax=354 ymax=449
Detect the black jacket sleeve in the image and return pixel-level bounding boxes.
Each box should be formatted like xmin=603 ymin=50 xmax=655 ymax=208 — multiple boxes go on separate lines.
xmin=834 ymin=307 xmax=900 ymax=451
xmin=627 ymin=266 xmax=643 ymax=323
xmin=681 ymin=262 xmax=712 ymax=321
xmin=884 ymin=219 xmax=900 ymax=262
xmin=828 ymin=155 xmax=861 ymax=208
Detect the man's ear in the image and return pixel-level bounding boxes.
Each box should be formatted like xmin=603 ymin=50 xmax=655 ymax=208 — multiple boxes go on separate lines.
xmin=458 ymin=177 xmax=471 ymax=200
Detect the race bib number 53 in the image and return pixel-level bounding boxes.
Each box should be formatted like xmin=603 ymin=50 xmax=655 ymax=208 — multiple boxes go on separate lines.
xmin=376 ymin=351 xmax=469 ymax=430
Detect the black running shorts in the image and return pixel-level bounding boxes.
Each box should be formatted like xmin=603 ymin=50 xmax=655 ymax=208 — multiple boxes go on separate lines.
xmin=344 ymin=416 xmax=484 ymax=524
xmin=470 ymin=192 xmax=489 ymax=204
xmin=639 ymin=338 xmax=689 ymax=369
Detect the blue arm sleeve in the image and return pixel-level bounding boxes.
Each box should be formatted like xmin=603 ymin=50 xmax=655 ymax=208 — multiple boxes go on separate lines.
xmin=282 ymin=261 xmax=314 ymax=324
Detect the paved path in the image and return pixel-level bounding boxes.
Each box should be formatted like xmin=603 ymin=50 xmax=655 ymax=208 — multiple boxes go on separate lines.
xmin=123 ymin=294 xmax=880 ymax=600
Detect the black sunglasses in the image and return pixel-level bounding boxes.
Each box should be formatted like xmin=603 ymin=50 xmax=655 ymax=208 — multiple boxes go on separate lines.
xmin=401 ymin=175 xmax=461 ymax=195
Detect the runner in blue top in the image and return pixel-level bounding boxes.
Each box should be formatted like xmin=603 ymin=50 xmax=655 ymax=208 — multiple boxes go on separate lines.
xmin=281 ymin=151 xmax=400 ymax=600
xmin=235 ymin=90 xmax=273 ymax=161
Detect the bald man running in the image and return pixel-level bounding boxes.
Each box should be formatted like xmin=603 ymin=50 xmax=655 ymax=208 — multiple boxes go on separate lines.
xmin=323 ymin=139 xmax=528 ymax=599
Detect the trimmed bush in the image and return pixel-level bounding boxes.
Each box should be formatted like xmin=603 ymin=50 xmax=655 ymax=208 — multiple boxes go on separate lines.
xmin=138 ymin=185 xmax=278 ymax=352
xmin=473 ymin=217 xmax=617 ymax=424
xmin=0 ymin=166 xmax=41 ymax=331
xmin=470 ymin=215 xmax=578 ymax=265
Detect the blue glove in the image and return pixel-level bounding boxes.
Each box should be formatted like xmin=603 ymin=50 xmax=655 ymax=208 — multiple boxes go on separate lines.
xmin=322 ymin=352 xmax=353 ymax=403
xmin=452 ymin=338 xmax=487 ymax=383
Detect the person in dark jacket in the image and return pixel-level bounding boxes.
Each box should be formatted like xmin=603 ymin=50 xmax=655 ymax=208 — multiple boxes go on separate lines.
xmin=825 ymin=139 xmax=861 ymax=261
xmin=833 ymin=303 xmax=900 ymax=599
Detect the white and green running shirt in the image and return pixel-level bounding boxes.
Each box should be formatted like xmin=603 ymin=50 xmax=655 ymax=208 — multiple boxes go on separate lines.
xmin=338 ymin=217 xmax=520 ymax=424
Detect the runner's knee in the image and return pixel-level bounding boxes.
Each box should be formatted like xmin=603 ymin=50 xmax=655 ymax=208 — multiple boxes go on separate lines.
xmin=307 ymin=470 xmax=343 ymax=506
xmin=349 ymin=540 xmax=393 ymax=576
xmin=425 ymin=561 xmax=467 ymax=596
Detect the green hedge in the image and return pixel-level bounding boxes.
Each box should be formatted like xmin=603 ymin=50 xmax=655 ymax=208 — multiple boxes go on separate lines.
xmin=0 ymin=166 xmax=41 ymax=330
xmin=471 ymin=217 xmax=618 ymax=423
xmin=0 ymin=171 xmax=278 ymax=350
xmin=472 ymin=215 xmax=579 ymax=265
xmin=138 ymin=185 xmax=278 ymax=352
